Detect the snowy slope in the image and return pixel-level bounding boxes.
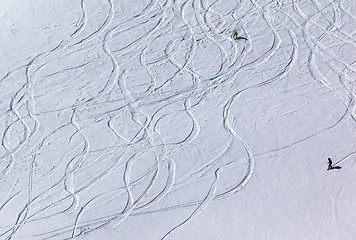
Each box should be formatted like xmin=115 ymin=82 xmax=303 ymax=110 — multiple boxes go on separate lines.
xmin=0 ymin=0 xmax=356 ymax=239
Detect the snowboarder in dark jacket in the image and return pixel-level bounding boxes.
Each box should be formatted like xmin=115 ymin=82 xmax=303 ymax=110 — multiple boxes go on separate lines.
xmin=327 ymin=158 xmax=333 ymax=170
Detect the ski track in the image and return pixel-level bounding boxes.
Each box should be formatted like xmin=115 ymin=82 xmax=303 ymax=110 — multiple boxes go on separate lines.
xmin=0 ymin=0 xmax=355 ymax=239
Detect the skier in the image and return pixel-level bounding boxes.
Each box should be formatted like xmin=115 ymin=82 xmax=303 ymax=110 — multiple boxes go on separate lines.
xmin=327 ymin=158 xmax=333 ymax=170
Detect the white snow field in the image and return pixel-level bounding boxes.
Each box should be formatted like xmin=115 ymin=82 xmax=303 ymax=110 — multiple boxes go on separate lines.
xmin=1 ymin=0 xmax=356 ymax=239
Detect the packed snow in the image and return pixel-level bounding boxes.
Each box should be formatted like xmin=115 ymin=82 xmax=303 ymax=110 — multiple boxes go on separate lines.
xmin=0 ymin=0 xmax=356 ymax=239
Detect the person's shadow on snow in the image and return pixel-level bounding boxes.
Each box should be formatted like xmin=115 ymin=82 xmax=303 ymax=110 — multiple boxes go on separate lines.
xmin=236 ymin=36 xmax=248 ymax=41
xmin=329 ymin=166 xmax=342 ymax=170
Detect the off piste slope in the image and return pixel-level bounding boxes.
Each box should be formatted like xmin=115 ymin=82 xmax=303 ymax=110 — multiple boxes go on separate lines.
xmin=0 ymin=0 xmax=355 ymax=239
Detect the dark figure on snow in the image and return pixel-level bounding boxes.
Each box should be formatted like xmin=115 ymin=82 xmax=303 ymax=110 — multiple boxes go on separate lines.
xmin=327 ymin=158 xmax=333 ymax=170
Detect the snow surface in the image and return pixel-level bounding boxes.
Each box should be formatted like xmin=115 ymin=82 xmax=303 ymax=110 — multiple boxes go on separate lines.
xmin=1 ymin=0 xmax=356 ymax=239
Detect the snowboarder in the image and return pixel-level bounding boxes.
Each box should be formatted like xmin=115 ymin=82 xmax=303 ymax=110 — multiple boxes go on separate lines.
xmin=232 ymin=30 xmax=238 ymax=39
xmin=327 ymin=158 xmax=333 ymax=170
xmin=231 ymin=30 xmax=248 ymax=41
